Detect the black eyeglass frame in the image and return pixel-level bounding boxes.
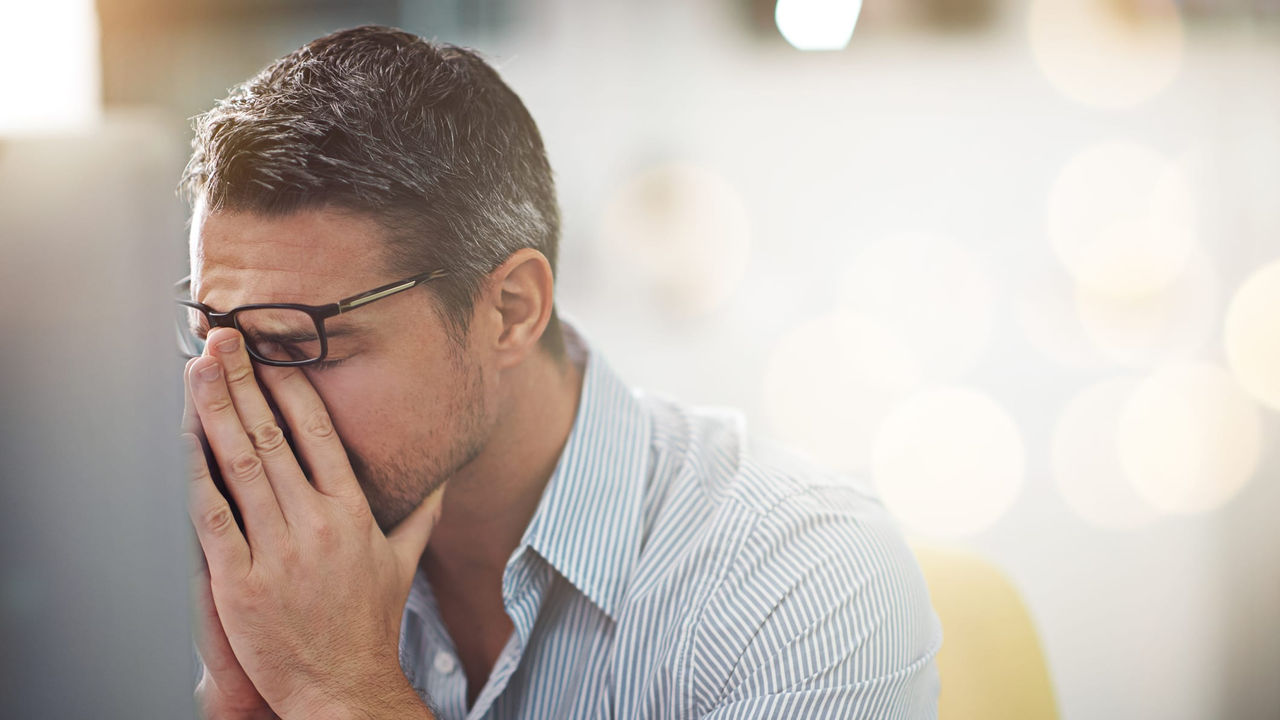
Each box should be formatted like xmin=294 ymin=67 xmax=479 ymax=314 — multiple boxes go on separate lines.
xmin=175 ymin=269 xmax=449 ymax=367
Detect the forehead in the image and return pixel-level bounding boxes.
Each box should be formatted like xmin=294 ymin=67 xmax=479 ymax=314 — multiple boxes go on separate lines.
xmin=191 ymin=205 xmax=392 ymax=308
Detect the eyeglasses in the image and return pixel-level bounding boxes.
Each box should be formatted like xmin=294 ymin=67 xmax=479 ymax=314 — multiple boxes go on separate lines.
xmin=175 ymin=269 xmax=449 ymax=367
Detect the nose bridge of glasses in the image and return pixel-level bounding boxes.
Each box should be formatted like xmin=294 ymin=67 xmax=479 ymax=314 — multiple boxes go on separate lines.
xmin=208 ymin=310 xmax=240 ymax=330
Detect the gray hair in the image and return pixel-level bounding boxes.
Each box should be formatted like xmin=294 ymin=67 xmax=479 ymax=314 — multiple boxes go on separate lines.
xmin=181 ymin=25 xmax=564 ymax=356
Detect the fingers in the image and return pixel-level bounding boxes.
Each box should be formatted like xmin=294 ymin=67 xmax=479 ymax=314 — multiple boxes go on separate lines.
xmin=183 ymin=357 xmax=204 ymax=439
xmin=190 ymin=353 xmax=288 ymax=549
xmin=386 ymin=484 xmax=447 ymax=578
xmin=183 ymin=431 xmax=250 ymax=578
xmin=206 ymin=328 xmax=315 ymax=516
xmin=190 ymin=558 xmax=229 ymax=668
xmin=256 ymin=362 xmax=365 ymax=502
xmin=189 ymin=557 xmax=258 ymax=702
xmin=184 ymin=357 xmax=250 ymax=576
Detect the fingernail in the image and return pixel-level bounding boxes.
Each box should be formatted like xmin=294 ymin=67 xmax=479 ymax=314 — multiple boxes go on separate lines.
xmin=216 ymin=335 xmax=240 ymax=354
xmin=197 ymin=362 xmax=221 ymax=382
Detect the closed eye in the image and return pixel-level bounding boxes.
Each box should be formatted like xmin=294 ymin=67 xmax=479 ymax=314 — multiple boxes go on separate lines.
xmin=307 ymin=358 xmax=348 ymax=371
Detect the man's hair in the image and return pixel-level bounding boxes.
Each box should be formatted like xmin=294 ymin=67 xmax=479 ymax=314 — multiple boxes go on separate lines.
xmin=182 ymin=25 xmax=564 ymax=357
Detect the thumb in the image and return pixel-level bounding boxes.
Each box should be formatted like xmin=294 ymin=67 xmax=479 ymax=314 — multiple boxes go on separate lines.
xmin=387 ymin=483 xmax=447 ymax=577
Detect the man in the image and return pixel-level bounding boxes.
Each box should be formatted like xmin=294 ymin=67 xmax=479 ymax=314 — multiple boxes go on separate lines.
xmin=179 ymin=25 xmax=941 ymax=720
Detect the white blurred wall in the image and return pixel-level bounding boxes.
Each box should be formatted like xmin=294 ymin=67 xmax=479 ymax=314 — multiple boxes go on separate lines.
xmin=404 ymin=1 xmax=1280 ymax=718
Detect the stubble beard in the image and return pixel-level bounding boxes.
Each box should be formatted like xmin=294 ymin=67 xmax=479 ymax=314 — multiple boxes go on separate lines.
xmin=345 ymin=352 xmax=489 ymax=533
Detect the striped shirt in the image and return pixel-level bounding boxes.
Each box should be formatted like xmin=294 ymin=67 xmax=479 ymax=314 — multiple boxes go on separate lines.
xmin=397 ymin=320 xmax=942 ymax=719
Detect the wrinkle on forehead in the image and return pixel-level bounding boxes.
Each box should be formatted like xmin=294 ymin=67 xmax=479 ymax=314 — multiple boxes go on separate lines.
xmin=195 ymin=264 xmax=362 ymax=308
xmin=192 ymin=205 xmax=393 ymax=307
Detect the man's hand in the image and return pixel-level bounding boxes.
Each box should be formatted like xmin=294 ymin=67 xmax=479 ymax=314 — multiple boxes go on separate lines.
xmin=184 ymin=360 xmax=277 ymax=720
xmin=184 ymin=327 xmax=443 ymax=720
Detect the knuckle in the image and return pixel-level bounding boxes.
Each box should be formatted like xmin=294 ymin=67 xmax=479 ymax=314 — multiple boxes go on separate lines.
xmin=308 ymin=515 xmax=337 ymax=543
xmin=303 ymin=410 xmax=335 ymax=439
xmin=340 ymin=497 xmax=373 ymax=523
xmin=187 ymin=461 xmax=210 ymax=484
xmin=229 ymin=452 xmax=263 ymax=482
xmin=224 ymin=364 xmax=255 ymax=387
xmin=205 ymin=395 xmax=235 ymax=415
xmin=248 ymin=422 xmax=287 ymax=454
xmin=181 ymin=437 xmax=208 ymax=475
xmin=201 ymin=506 xmax=237 ymax=536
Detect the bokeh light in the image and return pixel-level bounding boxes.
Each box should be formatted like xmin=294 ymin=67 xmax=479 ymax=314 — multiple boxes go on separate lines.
xmin=1028 ymin=0 xmax=1184 ymax=109
xmin=1047 ymin=141 xmax=1197 ymax=298
xmin=775 ymin=0 xmax=863 ymax=51
xmin=872 ymin=387 xmax=1025 ymax=538
xmin=600 ymin=162 xmax=751 ymax=316
xmin=1014 ymin=263 xmax=1111 ymax=371
xmin=838 ymin=231 xmax=996 ymax=380
xmin=0 ymin=0 xmax=100 ymax=135
xmin=1118 ymin=363 xmax=1263 ymax=515
xmin=762 ymin=311 xmax=922 ymax=473
xmin=1075 ymin=247 xmax=1221 ymax=367
xmin=1224 ymin=260 xmax=1280 ymax=413
xmin=1052 ymin=378 xmax=1158 ymax=530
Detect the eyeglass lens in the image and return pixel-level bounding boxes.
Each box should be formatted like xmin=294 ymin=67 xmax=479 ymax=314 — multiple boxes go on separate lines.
xmin=176 ymin=305 xmax=323 ymax=364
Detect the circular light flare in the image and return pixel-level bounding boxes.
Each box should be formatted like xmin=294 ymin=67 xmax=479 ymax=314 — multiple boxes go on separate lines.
xmin=839 ymin=231 xmax=996 ymax=381
xmin=600 ymin=163 xmax=751 ymax=316
xmin=1075 ymin=246 xmax=1221 ymax=367
xmin=762 ymin=312 xmax=922 ymax=473
xmin=1014 ymin=264 xmax=1111 ymax=371
xmin=872 ymin=387 xmax=1025 ymax=539
xmin=1117 ymin=363 xmax=1263 ymax=515
xmin=775 ymin=0 xmax=863 ymax=51
xmin=1028 ymin=0 xmax=1184 ymax=109
xmin=1225 ymin=261 xmax=1280 ymax=413
xmin=1048 ymin=141 xmax=1197 ymax=298
xmin=1052 ymin=377 xmax=1158 ymax=530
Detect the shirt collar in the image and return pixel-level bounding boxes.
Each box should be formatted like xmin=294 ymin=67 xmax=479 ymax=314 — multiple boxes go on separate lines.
xmin=509 ymin=318 xmax=650 ymax=621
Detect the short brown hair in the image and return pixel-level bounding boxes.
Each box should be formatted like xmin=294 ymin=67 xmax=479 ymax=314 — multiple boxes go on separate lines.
xmin=182 ymin=25 xmax=564 ymax=356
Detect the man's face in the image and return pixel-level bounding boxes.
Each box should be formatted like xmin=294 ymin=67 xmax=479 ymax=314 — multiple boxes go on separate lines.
xmin=190 ymin=205 xmax=493 ymax=531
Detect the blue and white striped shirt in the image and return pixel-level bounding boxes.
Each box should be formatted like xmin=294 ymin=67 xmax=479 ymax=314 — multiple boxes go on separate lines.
xmin=398 ymin=321 xmax=941 ymax=719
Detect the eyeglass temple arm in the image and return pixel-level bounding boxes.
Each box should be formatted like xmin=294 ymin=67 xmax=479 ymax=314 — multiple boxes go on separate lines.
xmin=336 ymin=269 xmax=448 ymax=313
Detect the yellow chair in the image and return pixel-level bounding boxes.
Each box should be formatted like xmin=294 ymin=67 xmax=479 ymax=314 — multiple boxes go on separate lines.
xmin=913 ymin=545 xmax=1059 ymax=720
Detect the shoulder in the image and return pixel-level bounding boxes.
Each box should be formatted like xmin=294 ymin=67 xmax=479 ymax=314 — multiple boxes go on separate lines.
xmin=635 ymin=391 xmax=941 ymax=712
xmin=637 ymin=387 xmax=900 ymax=532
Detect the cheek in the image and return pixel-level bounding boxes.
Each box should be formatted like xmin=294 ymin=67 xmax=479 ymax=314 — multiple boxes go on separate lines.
xmin=308 ymin=370 xmax=409 ymax=443
xmin=303 ymin=357 xmax=457 ymax=456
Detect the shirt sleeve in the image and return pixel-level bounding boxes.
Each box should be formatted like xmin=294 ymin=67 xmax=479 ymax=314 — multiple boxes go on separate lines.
xmin=692 ymin=485 xmax=941 ymax=719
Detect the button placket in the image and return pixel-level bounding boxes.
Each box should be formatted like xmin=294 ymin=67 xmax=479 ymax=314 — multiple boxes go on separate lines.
xmin=407 ymin=573 xmax=469 ymax=718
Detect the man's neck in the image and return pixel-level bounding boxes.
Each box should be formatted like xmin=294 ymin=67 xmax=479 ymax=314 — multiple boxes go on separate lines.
xmin=419 ymin=346 xmax=586 ymax=588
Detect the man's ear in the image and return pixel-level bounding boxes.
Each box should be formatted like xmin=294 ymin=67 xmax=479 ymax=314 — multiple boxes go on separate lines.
xmin=483 ymin=248 xmax=555 ymax=369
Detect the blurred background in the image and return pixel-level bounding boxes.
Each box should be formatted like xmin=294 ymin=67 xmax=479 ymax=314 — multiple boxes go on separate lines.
xmin=1 ymin=0 xmax=1277 ymax=717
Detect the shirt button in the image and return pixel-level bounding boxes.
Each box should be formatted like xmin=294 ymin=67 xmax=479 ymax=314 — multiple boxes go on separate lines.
xmin=433 ymin=650 xmax=457 ymax=675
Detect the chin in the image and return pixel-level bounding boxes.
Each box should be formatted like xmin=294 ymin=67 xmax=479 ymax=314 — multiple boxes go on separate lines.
xmin=369 ymin=480 xmax=445 ymax=532
xmin=350 ymin=438 xmax=483 ymax=533
xmin=352 ymin=460 xmax=439 ymax=533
